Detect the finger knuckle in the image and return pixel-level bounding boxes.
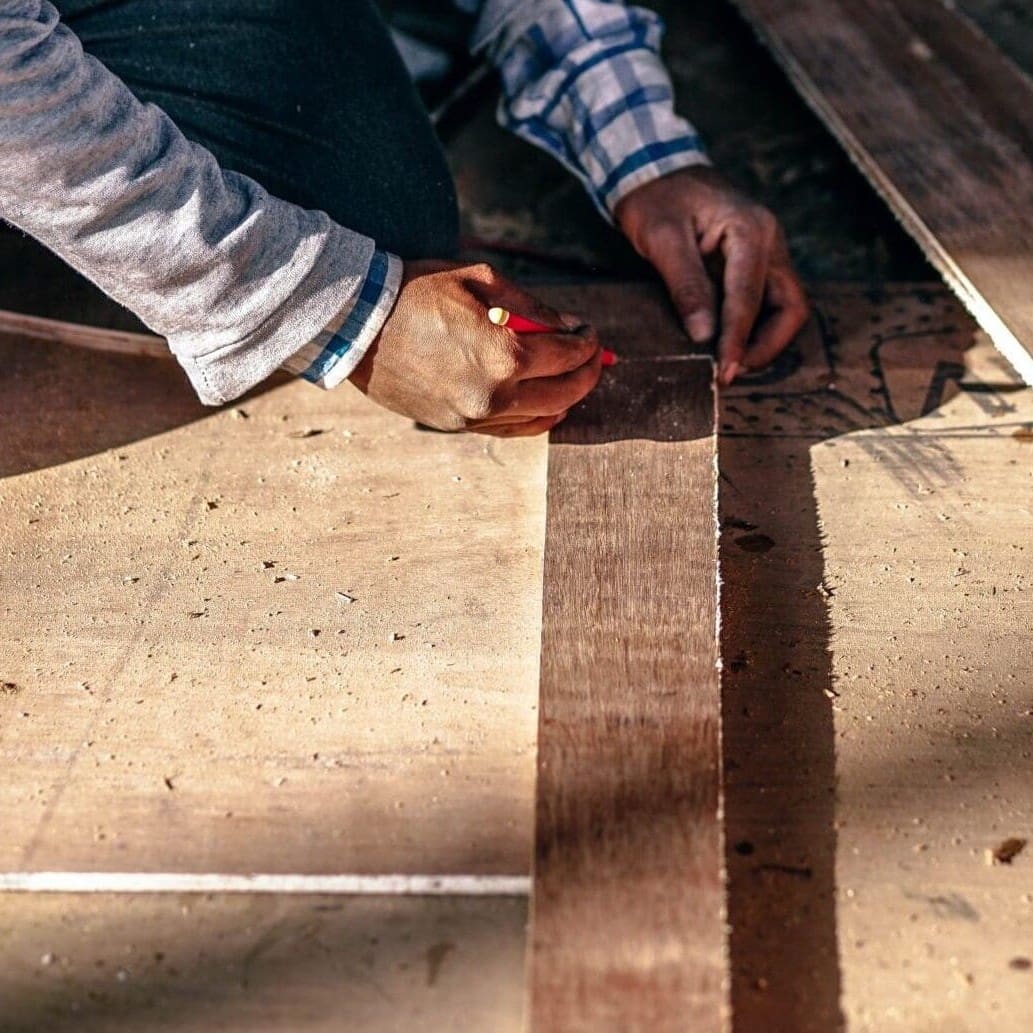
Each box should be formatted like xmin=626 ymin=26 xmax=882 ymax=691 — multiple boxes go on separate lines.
xmin=466 ymin=261 xmax=496 ymax=283
xmin=575 ymin=360 xmax=602 ymax=396
xmin=674 ymin=278 xmax=713 ymax=309
xmin=436 ymin=412 xmax=467 ymax=433
xmin=505 ymin=339 xmax=537 ymax=377
xmin=458 ymin=391 xmax=494 ymax=423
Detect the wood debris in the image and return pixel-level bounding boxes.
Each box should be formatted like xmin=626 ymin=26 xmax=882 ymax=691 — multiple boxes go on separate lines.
xmin=987 ymin=838 xmax=1028 ymax=866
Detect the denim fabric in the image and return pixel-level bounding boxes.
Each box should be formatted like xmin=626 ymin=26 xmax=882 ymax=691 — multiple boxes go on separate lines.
xmin=53 ymin=0 xmax=460 ymax=259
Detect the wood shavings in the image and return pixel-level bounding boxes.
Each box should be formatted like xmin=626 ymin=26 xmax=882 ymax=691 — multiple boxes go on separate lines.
xmin=986 ymin=838 xmax=1027 ymax=866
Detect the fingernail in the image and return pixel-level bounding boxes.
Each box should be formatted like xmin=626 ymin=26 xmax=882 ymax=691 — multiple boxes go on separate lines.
xmin=685 ymin=311 xmax=715 ymax=343
xmin=601 ymin=349 xmax=618 ymax=367
xmin=719 ymin=360 xmax=740 ymax=386
xmin=560 ymin=312 xmax=585 ymax=331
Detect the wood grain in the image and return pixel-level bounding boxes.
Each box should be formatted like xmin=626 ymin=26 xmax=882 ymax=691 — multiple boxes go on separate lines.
xmin=530 ymin=358 xmax=725 ymax=1032
xmin=0 ymin=335 xmax=546 ymax=876
xmin=729 ymin=0 xmax=1033 ymax=386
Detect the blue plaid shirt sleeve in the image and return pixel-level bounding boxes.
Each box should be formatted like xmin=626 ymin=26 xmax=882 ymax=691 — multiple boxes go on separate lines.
xmin=280 ymin=249 xmax=402 ymax=389
xmin=479 ymin=0 xmax=710 ymax=219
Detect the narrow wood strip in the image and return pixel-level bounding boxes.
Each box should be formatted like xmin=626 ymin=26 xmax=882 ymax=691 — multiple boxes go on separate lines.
xmin=530 ymin=358 xmax=725 ymax=1032
xmin=0 ymin=307 xmax=168 ymax=359
xmin=0 ymin=872 xmax=529 ymax=895
xmin=729 ymin=0 xmax=1033 ymax=386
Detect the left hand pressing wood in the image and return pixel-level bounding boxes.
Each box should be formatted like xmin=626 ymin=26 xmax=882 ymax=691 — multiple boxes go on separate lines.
xmin=615 ymin=166 xmax=809 ymax=386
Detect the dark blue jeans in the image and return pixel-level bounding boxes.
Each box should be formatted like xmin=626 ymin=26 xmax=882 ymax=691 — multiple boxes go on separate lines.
xmin=54 ymin=0 xmax=460 ymax=259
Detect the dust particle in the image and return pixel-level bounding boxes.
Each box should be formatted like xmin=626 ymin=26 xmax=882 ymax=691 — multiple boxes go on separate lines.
xmin=1 ymin=681 xmax=20 ymax=696
xmin=425 ymin=941 xmax=455 ymax=986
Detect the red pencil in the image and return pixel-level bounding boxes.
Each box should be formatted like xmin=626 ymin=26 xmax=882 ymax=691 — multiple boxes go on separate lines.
xmin=487 ymin=307 xmax=617 ymax=367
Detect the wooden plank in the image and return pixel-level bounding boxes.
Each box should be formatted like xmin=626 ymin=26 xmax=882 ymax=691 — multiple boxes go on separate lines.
xmin=0 ymin=333 xmax=546 ymax=876
xmin=529 ymin=358 xmax=725 ymax=1032
xmin=0 ymin=894 xmax=526 ymax=1033
xmin=728 ymin=0 xmax=1033 ymax=386
xmin=719 ymin=284 xmax=1033 ymax=1032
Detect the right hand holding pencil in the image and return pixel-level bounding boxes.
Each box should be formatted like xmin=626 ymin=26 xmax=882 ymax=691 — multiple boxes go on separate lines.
xmin=348 ymin=261 xmax=603 ymax=436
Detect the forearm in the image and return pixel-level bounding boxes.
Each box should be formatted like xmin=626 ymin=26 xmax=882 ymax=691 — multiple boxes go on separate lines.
xmin=0 ymin=1 xmax=397 ymax=403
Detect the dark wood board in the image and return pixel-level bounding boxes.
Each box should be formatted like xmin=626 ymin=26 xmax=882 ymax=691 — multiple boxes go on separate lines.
xmin=728 ymin=0 xmax=1033 ymax=386
xmin=529 ymin=357 xmax=725 ymax=1032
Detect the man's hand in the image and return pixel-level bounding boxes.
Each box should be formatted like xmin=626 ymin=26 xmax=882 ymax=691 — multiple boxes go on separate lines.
xmin=349 ymin=261 xmax=602 ymax=436
xmin=614 ymin=166 xmax=809 ymax=386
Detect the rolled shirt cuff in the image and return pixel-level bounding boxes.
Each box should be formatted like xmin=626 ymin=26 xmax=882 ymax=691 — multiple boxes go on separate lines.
xmin=281 ymin=249 xmax=403 ymax=389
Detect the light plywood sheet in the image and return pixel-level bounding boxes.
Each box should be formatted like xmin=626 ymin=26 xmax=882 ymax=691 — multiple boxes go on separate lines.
xmin=720 ymin=285 xmax=1033 ymax=1032
xmin=729 ymin=0 xmax=1033 ymax=386
xmin=0 ymin=894 xmax=525 ymax=1033
xmin=0 ymin=336 xmax=546 ymax=875
xmin=530 ymin=358 xmax=725 ymax=1032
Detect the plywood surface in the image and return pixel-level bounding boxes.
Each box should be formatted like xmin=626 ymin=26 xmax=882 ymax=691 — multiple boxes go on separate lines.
xmin=3 ymin=283 xmax=1031 ymax=1032
xmin=729 ymin=0 xmax=1033 ymax=386
xmin=0 ymin=337 xmax=546 ymax=875
xmin=719 ymin=285 xmax=1033 ymax=1032
xmin=530 ymin=357 xmax=725 ymax=1032
xmin=0 ymin=894 xmax=525 ymax=1033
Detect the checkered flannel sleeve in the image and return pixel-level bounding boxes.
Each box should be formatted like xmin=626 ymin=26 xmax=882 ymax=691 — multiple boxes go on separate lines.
xmin=488 ymin=0 xmax=710 ymax=219
xmin=280 ymin=249 xmax=403 ymax=389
